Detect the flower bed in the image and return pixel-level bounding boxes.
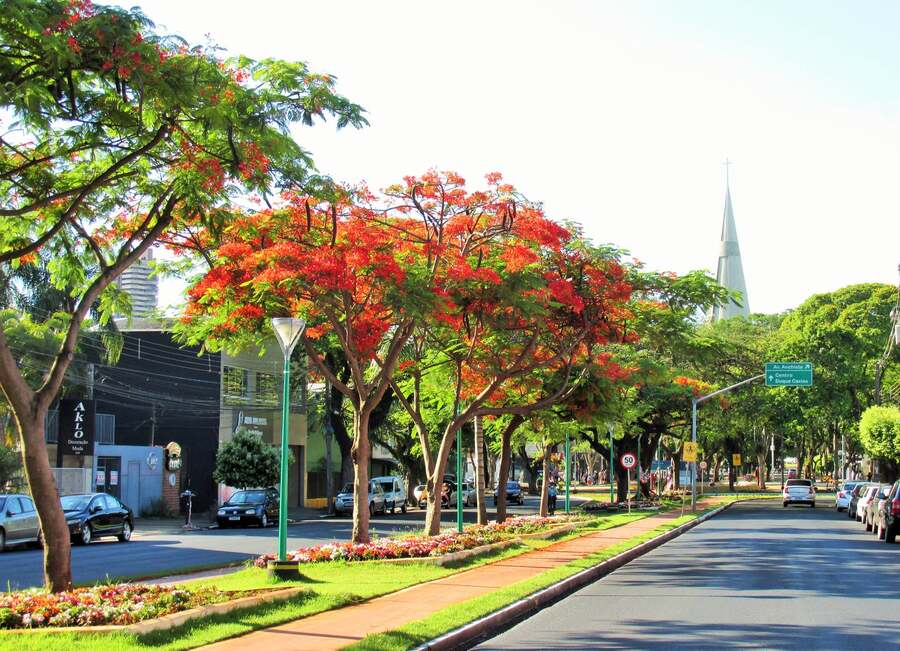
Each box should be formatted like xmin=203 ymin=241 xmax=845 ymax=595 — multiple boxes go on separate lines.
xmin=254 ymin=515 xmax=584 ymax=567
xmin=0 ymin=584 xmax=259 ymax=630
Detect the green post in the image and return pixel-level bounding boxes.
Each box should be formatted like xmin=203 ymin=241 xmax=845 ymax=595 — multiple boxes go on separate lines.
xmin=636 ymin=434 xmax=641 ymax=501
xmin=278 ymin=353 xmax=290 ymax=561
xmin=608 ymin=423 xmax=614 ymax=504
xmin=456 ymin=427 xmax=463 ymax=532
xmin=269 ymin=317 xmax=304 ymax=580
xmin=564 ymin=432 xmax=571 ymax=513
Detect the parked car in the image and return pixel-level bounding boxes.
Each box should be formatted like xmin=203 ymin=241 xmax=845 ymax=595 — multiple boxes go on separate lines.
xmin=848 ymin=483 xmax=874 ymax=520
xmin=413 ymin=484 xmax=427 ymax=505
xmin=462 ymin=482 xmax=477 ymax=507
xmin=879 ymin=479 xmax=900 ymax=543
xmin=835 ymin=481 xmax=865 ymax=511
xmin=417 ymin=476 xmax=458 ymax=509
xmin=216 ymin=488 xmax=278 ymax=528
xmin=372 ymin=476 xmax=407 ymax=514
xmin=0 ymin=493 xmax=41 ymax=551
xmin=62 ymin=493 xmax=133 ymax=545
xmin=494 ymin=481 xmax=525 ymax=506
xmin=857 ymin=485 xmax=881 ymax=526
xmin=872 ymin=482 xmax=897 ymax=540
xmin=335 ymin=481 xmax=386 ymax=516
xmin=782 ymin=479 xmax=815 ymax=508
xmin=864 ymin=484 xmax=891 ymax=532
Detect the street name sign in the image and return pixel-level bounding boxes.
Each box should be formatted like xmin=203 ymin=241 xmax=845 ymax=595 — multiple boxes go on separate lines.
xmin=621 ymin=453 xmax=637 ymax=469
xmin=683 ymin=442 xmax=698 ymax=462
xmin=765 ymin=362 xmax=813 ymax=387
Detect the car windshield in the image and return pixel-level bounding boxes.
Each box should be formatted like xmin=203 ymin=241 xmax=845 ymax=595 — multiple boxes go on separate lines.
xmin=786 ymin=479 xmax=811 ymax=487
xmin=507 ymin=482 xmax=519 ymax=489
xmin=340 ymin=483 xmax=354 ymax=494
xmin=228 ymin=490 xmax=265 ymax=504
xmin=377 ymin=481 xmax=393 ymax=491
xmin=61 ymin=495 xmax=92 ymax=511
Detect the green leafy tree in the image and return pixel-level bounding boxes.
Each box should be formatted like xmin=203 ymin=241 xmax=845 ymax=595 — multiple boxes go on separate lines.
xmin=0 ymin=443 xmax=23 ymax=490
xmin=0 ymin=0 xmax=364 ymax=590
xmin=859 ymin=405 xmax=900 ymax=479
xmin=213 ymin=428 xmax=284 ymax=489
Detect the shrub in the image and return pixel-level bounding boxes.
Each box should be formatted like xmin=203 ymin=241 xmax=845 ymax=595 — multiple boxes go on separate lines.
xmin=213 ymin=428 xmax=292 ymax=489
xmin=859 ymin=405 xmax=900 ymax=462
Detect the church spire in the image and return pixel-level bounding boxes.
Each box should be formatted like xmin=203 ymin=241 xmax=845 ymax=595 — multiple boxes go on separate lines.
xmin=711 ymin=161 xmax=750 ymax=320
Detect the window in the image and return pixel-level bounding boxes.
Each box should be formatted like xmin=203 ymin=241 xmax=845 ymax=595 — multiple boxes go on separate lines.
xmin=7 ymin=499 xmax=22 ymax=515
xmin=223 ymin=366 xmax=248 ymax=404
xmin=19 ymin=497 xmax=34 ymax=513
xmin=255 ymin=372 xmax=278 ymax=406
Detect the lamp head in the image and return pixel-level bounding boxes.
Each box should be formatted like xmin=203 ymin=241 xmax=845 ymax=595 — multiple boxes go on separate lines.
xmin=270 ymin=317 xmax=306 ymax=356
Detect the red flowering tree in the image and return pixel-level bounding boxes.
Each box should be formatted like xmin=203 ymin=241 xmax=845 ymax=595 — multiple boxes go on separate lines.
xmin=179 ymin=172 xmax=555 ymax=542
xmin=387 ymin=181 xmax=636 ymax=534
xmin=0 ymin=0 xmax=365 ymax=590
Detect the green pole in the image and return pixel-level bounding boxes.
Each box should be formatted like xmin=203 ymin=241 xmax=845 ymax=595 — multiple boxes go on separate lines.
xmin=278 ymin=353 xmax=291 ymax=561
xmin=456 ymin=427 xmax=463 ymax=532
xmin=637 ymin=434 xmax=641 ymax=501
xmin=608 ymin=423 xmax=614 ymax=504
xmin=564 ymin=432 xmax=571 ymax=513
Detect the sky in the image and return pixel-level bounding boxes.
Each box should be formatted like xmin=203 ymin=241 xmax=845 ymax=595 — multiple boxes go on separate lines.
xmin=113 ymin=0 xmax=900 ymax=315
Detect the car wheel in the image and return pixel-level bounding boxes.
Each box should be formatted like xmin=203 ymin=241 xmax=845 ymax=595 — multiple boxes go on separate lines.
xmin=886 ymin=524 xmax=897 ymax=544
xmin=811 ymin=502 xmax=815 ymax=508
xmin=118 ymin=521 xmax=132 ymax=542
xmin=390 ymin=501 xmax=396 ymax=514
xmin=369 ymin=502 xmax=375 ymax=517
xmin=783 ymin=502 xmax=788 ymax=508
xmin=865 ymin=519 xmax=872 ymax=531
xmin=401 ymin=504 xmax=407 ymax=514
xmin=0 ymin=528 xmax=5 ymax=552
xmin=79 ymin=523 xmax=93 ymax=545
xmin=260 ymin=513 xmax=268 ymax=528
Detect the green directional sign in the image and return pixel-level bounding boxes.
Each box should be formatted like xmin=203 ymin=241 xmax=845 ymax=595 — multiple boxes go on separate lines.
xmin=765 ymin=362 xmax=813 ymax=387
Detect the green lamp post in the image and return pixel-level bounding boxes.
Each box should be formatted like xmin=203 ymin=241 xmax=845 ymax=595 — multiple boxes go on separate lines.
xmin=269 ymin=316 xmax=305 ymax=579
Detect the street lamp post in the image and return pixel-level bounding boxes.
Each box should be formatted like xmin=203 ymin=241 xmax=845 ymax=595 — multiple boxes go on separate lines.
xmin=608 ymin=422 xmax=615 ymax=504
xmin=269 ymin=317 xmax=305 ymax=580
xmin=456 ymin=426 xmax=463 ymax=533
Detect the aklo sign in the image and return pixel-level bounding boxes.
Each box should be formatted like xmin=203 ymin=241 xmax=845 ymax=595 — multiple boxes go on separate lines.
xmin=59 ymin=399 xmax=95 ymax=457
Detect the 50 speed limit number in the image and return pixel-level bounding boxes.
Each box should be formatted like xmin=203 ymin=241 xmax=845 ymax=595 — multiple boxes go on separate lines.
xmin=620 ymin=453 xmax=637 ymax=470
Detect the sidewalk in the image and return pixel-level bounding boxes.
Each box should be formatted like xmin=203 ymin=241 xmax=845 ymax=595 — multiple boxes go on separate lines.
xmin=204 ymin=497 xmax=727 ymax=651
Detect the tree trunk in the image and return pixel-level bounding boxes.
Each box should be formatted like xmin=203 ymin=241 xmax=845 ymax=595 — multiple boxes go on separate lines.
xmin=495 ymin=415 xmax=523 ymax=523
xmin=712 ymin=454 xmax=722 ymax=486
xmin=756 ymin=452 xmax=767 ymax=489
xmin=615 ymin=462 xmax=628 ymax=502
xmin=424 ymin=424 xmax=462 ymax=536
xmin=539 ymin=445 xmax=551 ymax=516
xmin=672 ymin=451 xmax=682 ymax=490
xmin=516 ymin=446 xmax=540 ymax=494
xmin=350 ymin=410 xmax=371 ymax=544
xmin=474 ymin=416 xmax=487 ymax=525
xmin=19 ymin=411 xmax=72 ymax=592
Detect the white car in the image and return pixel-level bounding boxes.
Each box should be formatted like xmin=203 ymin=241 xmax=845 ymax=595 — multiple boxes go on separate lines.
xmin=372 ymin=476 xmax=407 ymax=514
xmin=783 ymin=479 xmax=816 ymax=508
xmin=856 ymin=485 xmax=880 ymax=523
xmin=835 ymin=481 xmax=865 ymax=511
xmin=462 ymin=482 xmax=477 ymax=506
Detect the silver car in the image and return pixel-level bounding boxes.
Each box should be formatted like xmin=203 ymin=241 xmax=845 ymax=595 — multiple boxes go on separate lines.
xmin=857 ymin=485 xmax=880 ymax=524
xmin=0 ymin=493 xmax=41 ymax=550
xmin=372 ymin=476 xmax=407 ymax=514
xmin=334 ymin=481 xmax=386 ymax=516
xmin=835 ymin=481 xmax=864 ymax=511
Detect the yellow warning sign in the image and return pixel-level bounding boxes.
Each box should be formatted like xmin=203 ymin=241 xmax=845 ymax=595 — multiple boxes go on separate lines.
xmin=732 ymin=454 xmax=742 ymax=466
xmin=683 ymin=442 xmax=698 ymax=462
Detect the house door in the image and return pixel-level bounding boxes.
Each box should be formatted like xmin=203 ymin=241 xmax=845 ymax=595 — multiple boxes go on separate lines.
xmin=96 ymin=456 xmax=121 ymax=499
xmin=126 ymin=461 xmax=141 ymax=514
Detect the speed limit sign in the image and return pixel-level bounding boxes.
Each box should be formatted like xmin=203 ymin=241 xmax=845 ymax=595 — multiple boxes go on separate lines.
xmin=621 ymin=453 xmax=637 ymax=470
xmin=699 ymin=461 xmax=708 ymax=470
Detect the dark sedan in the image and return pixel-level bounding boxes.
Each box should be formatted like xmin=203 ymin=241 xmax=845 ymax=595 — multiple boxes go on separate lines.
xmin=494 ymin=481 xmax=524 ymax=506
xmin=216 ymin=488 xmax=278 ymax=528
xmin=62 ymin=493 xmax=133 ymax=545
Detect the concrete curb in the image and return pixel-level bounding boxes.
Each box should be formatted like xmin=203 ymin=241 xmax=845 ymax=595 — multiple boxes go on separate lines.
xmin=414 ymin=501 xmax=735 ymax=651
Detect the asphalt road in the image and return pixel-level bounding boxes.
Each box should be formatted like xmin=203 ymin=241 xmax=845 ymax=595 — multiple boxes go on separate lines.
xmin=477 ymin=499 xmax=900 ymax=650
xmin=0 ymin=495 xmax=557 ymax=589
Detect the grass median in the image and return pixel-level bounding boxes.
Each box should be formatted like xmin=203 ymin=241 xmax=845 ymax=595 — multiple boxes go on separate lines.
xmin=0 ymin=512 xmax=649 ymax=651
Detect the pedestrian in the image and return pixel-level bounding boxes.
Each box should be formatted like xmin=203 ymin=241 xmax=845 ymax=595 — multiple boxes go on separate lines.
xmin=548 ymin=481 xmax=558 ymax=514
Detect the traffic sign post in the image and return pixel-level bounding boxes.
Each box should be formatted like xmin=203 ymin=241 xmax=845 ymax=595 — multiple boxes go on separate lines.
xmin=621 ymin=453 xmax=637 ymax=514
xmin=765 ymin=362 xmax=813 ymax=387
xmin=699 ymin=460 xmax=708 ymax=495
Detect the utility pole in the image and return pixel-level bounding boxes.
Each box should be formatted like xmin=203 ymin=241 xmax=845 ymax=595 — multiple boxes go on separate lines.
xmin=150 ymin=401 xmax=156 ymax=447
xmin=324 ymin=379 xmax=334 ymax=515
